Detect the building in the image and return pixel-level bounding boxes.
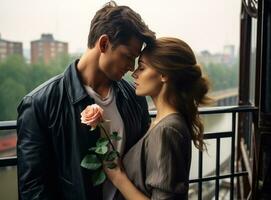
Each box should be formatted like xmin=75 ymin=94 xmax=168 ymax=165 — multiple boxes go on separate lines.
xmin=197 ymin=45 xmax=237 ymax=66
xmin=31 ymin=33 xmax=68 ymax=64
xmin=222 ymin=45 xmax=235 ymax=64
xmin=0 ymin=34 xmax=23 ymax=62
xmin=197 ymin=50 xmax=223 ymax=65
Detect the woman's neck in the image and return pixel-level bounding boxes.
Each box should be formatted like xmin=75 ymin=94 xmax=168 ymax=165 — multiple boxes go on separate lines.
xmin=151 ymin=94 xmax=178 ymax=125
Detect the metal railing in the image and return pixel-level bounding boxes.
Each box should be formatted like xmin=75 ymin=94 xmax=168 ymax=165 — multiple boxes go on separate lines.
xmin=0 ymin=120 xmax=17 ymax=167
xmin=189 ymin=105 xmax=257 ymax=200
xmin=0 ymin=105 xmax=258 ymax=200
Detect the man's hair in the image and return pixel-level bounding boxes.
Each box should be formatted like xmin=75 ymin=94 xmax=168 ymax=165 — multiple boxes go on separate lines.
xmin=88 ymin=1 xmax=155 ymax=49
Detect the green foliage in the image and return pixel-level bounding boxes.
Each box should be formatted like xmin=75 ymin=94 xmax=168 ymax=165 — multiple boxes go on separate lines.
xmin=105 ymin=150 xmax=119 ymax=161
xmin=80 ymin=126 xmax=121 ymax=186
xmin=0 ymin=53 xmax=239 ymax=120
xmin=110 ymin=132 xmax=122 ymax=141
xmin=95 ymin=146 xmax=108 ymax=155
xmin=0 ymin=54 xmax=74 ymax=120
xmin=123 ymin=71 xmax=133 ymax=83
xmin=201 ymin=62 xmax=239 ymax=91
xmin=81 ymin=154 xmax=102 ymax=170
xmin=0 ymin=78 xmax=27 ymax=120
xmin=91 ymin=169 xmax=106 ymax=186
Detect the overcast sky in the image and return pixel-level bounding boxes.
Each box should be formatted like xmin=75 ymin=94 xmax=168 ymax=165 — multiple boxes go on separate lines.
xmin=0 ymin=0 xmax=241 ymax=54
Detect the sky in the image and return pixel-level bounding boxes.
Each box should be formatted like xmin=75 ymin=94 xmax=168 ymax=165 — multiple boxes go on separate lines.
xmin=0 ymin=0 xmax=241 ymax=54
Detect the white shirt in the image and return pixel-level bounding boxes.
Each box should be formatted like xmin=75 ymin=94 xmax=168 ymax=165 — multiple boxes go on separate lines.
xmin=84 ymin=85 xmax=126 ymax=200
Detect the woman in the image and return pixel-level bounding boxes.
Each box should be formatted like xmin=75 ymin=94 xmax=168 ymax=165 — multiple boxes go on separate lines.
xmin=104 ymin=37 xmax=210 ymax=200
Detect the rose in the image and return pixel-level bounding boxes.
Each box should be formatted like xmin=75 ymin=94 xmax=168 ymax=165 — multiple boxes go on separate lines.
xmin=80 ymin=104 xmax=122 ymax=186
xmin=81 ymin=104 xmax=104 ymax=130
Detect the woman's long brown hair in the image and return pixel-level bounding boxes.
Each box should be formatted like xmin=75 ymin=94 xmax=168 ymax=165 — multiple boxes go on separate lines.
xmin=143 ymin=37 xmax=211 ymax=150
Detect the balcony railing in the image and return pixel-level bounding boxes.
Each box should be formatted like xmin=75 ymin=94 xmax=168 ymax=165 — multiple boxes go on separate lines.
xmin=0 ymin=105 xmax=258 ymax=200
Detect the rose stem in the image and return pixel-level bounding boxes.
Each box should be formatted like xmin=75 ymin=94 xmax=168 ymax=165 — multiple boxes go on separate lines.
xmin=99 ymin=125 xmax=120 ymax=158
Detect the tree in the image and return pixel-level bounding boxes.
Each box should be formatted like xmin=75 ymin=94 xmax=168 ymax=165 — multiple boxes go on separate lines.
xmin=0 ymin=78 xmax=26 ymax=120
xmin=0 ymin=54 xmax=74 ymax=120
xmin=202 ymin=62 xmax=239 ymax=91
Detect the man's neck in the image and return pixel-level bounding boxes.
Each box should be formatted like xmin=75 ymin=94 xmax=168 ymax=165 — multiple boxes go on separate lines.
xmin=77 ymin=49 xmax=112 ymax=98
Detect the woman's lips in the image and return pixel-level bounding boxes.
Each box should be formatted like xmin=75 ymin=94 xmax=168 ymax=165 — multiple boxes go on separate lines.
xmin=134 ymin=82 xmax=139 ymax=87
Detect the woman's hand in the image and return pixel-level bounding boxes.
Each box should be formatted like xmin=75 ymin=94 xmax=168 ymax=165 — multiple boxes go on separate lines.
xmin=104 ymin=159 xmax=150 ymax=200
xmin=103 ymin=159 xmax=127 ymax=187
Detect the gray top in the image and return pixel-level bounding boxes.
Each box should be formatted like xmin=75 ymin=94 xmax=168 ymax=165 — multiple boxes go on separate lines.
xmin=115 ymin=113 xmax=192 ymax=200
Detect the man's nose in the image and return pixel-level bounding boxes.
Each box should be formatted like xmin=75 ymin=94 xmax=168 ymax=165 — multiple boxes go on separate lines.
xmin=128 ymin=62 xmax=135 ymax=72
xmin=129 ymin=64 xmax=135 ymax=72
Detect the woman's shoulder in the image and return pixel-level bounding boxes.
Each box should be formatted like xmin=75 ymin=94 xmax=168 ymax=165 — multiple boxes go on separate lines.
xmin=150 ymin=113 xmax=190 ymax=138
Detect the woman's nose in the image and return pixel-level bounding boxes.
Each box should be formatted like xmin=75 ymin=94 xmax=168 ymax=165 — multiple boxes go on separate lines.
xmin=132 ymin=70 xmax=138 ymax=79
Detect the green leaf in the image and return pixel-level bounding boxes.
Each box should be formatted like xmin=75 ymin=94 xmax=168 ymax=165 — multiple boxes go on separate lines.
xmin=110 ymin=132 xmax=121 ymax=141
xmin=99 ymin=153 xmax=107 ymax=160
xmin=110 ymin=134 xmax=121 ymax=141
xmin=105 ymin=150 xmax=118 ymax=161
xmin=105 ymin=162 xmax=117 ymax=169
xmin=95 ymin=146 xmax=108 ymax=155
xmin=112 ymin=131 xmax=118 ymax=136
xmin=91 ymin=169 xmax=106 ymax=186
xmin=80 ymin=154 xmax=102 ymax=170
xmin=88 ymin=147 xmax=97 ymax=151
xmin=96 ymin=138 xmax=109 ymax=147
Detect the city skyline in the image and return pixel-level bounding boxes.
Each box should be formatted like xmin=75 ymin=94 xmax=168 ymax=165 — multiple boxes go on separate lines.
xmin=0 ymin=32 xmax=238 ymax=63
xmin=0 ymin=0 xmax=241 ymax=54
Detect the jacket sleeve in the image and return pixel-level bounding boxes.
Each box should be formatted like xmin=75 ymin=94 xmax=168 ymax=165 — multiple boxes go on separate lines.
xmin=17 ymin=96 xmax=52 ymax=200
xmin=145 ymin=126 xmax=190 ymax=200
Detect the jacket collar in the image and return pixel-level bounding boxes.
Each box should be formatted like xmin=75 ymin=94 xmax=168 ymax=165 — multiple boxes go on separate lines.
xmin=112 ymin=80 xmax=129 ymax=100
xmin=64 ymin=59 xmax=128 ymax=104
xmin=64 ymin=59 xmax=89 ymax=104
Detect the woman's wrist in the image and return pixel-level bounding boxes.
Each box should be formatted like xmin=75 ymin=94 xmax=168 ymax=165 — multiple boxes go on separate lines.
xmin=112 ymin=171 xmax=128 ymax=187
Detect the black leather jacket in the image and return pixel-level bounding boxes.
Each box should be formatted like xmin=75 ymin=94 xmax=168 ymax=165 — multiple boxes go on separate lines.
xmin=17 ymin=60 xmax=150 ymax=200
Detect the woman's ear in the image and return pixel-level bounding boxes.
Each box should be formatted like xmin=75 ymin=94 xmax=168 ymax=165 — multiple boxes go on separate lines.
xmin=161 ymin=74 xmax=168 ymax=83
xmin=98 ymin=34 xmax=110 ymax=53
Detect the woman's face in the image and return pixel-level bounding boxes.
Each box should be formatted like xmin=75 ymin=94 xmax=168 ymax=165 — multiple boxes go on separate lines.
xmin=132 ymin=55 xmax=163 ymax=97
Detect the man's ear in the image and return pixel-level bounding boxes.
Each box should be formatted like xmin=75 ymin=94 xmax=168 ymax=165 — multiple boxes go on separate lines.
xmin=98 ymin=34 xmax=110 ymax=53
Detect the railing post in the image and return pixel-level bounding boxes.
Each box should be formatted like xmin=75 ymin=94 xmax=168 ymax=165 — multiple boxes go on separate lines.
xmin=198 ymin=150 xmax=203 ymax=200
xmin=230 ymin=112 xmax=236 ymax=199
xmin=215 ymin=138 xmax=221 ymax=200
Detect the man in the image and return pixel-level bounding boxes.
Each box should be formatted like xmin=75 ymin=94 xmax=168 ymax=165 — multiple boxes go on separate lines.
xmin=16 ymin=1 xmax=155 ymax=199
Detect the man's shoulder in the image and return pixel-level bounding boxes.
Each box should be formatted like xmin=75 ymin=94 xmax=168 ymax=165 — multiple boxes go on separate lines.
xmin=17 ymin=73 xmax=65 ymax=116
xmin=26 ymin=73 xmax=64 ymax=99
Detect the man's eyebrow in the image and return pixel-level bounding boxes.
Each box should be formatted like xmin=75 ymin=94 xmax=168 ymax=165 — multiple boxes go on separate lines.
xmin=130 ymin=53 xmax=137 ymax=58
xmin=130 ymin=51 xmax=139 ymax=58
xmin=125 ymin=51 xmax=136 ymax=58
xmin=128 ymin=48 xmax=140 ymax=58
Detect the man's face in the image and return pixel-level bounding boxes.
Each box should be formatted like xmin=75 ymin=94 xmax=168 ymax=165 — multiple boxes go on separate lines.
xmin=99 ymin=37 xmax=142 ymax=81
